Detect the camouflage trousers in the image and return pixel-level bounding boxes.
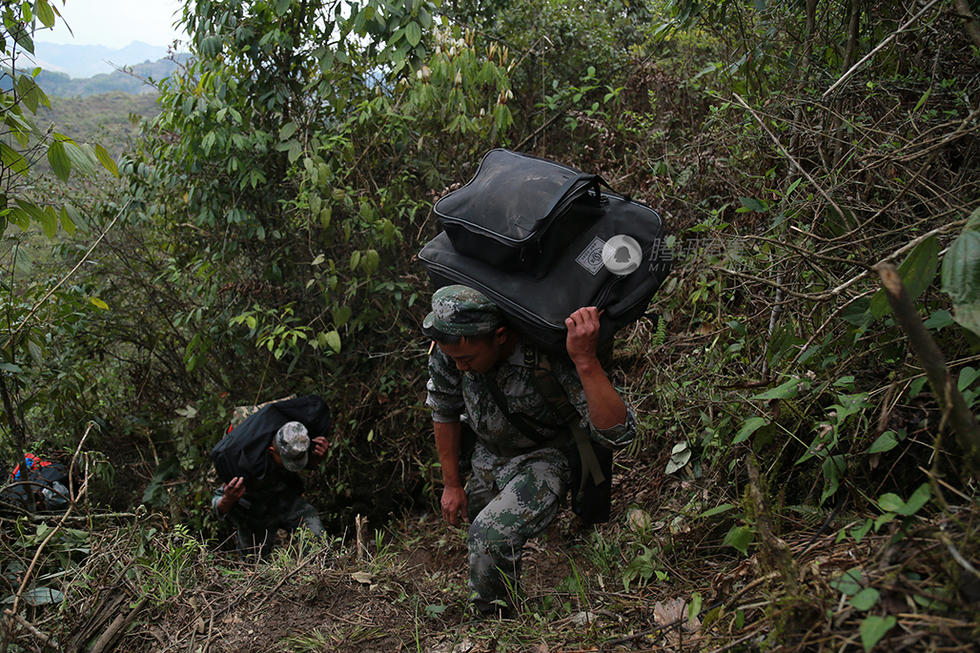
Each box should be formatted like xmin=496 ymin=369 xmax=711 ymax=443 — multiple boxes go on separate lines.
xmin=229 ymin=497 xmax=324 ymax=558
xmin=466 ymin=443 xmax=570 ymax=611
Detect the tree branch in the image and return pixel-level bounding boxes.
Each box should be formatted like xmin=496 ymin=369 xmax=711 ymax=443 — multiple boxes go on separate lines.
xmin=875 ymin=263 xmax=980 ymax=477
xmin=823 ymin=0 xmax=943 ymax=98
xmin=953 ymin=0 xmax=980 ymax=50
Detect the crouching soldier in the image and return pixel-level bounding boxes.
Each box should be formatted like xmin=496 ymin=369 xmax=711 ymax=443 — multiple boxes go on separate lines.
xmin=210 ymin=395 xmax=332 ymax=557
xmin=422 ymin=285 xmax=636 ymax=617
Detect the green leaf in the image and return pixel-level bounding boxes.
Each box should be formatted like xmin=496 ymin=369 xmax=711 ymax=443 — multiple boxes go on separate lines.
xmin=0 ymin=362 xmax=24 ymax=373
xmin=279 ymin=121 xmax=298 ymax=140
xmin=63 ymin=141 xmax=97 ymax=175
xmin=7 ymin=207 xmax=30 ymax=231
xmin=39 ymin=206 xmax=57 ymax=238
xmin=751 ymin=377 xmax=806 ymax=400
xmin=722 ymin=525 xmax=753 ymax=555
xmin=952 ymin=302 xmax=980 ymax=336
xmin=874 ymin=512 xmax=896 ymax=531
xmin=63 ymin=202 xmax=82 ymax=227
xmin=870 ymin=236 xmax=939 ymax=318
xmin=878 ymin=484 xmax=931 ymax=517
xmin=94 ymin=144 xmax=118 ymax=177
xmin=922 ymin=309 xmax=954 ymax=331
xmin=688 ymin=591 xmax=702 ymax=622
xmin=738 ymin=197 xmax=767 ymax=212
xmin=59 ymin=206 xmax=76 ymax=236
xmin=698 ymin=503 xmax=735 ymax=519
xmin=424 ymin=604 xmax=447 ymax=617
xmin=877 ymin=493 xmax=905 ymax=513
xmin=332 ymin=306 xmax=351 ymax=327
xmin=867 ymin=430 xmax=898 ymax=454
xmin=732 ymin=417 xmax=767 ymax=444
xmin=830 ymin=567 xmax=863 ymax=596
xmin=325 ymin=330 xmax=341 ymax=353
xmin=850 ymin=587 xmax=880 ymax=611
xmin=47 ymin=140 xmax=71 ymax=181
xmin=860 ymin=615 xmax=895 ymax=652
xmin=36 ymin=0 xmax=56 ymax=28
xmin=908 ymin=376 xmax=927 ymax=399
xmin=405 ymin=21 xmax=422 ymax=47
xmin=0 ymin=142 xmax=30 ymax=175
xmin=850 ymin=519 xmax=873 ymax=543
xmin=16 ymin=200 xmax=45 ymax=225
xmin=820 ymin=455 xmax=846 ymax=504
xmin=958 ymin=366 xmax=979 ymax=391
xmin=4 ymin=587 xmax=64 ymax=606
xmin=89 ymin=297 xmax=109 ymax=310
xmin=900 ymin=483 xmax=931 ymax=516
xmin=941 ymin=230 xmax=980 ymax=305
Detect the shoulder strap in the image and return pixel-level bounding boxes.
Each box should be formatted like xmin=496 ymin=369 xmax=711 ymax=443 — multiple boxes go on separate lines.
xmin=483 ymin=372 xmax=554 ymax=444
xmin=531 ymin=353 xmax=607 ymax=488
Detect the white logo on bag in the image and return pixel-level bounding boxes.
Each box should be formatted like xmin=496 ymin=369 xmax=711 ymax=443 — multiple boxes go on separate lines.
xmin=602 ymin=235 xmax=643 ymax=275
xmin=575 ymin=236 xmax=607 ymax=275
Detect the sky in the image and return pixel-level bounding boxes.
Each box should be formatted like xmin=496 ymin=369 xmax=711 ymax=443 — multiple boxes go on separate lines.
xmin=39 ymin=0 xmax=188 ymax=49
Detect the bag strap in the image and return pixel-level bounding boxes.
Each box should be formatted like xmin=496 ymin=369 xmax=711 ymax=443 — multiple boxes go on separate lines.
xmin=481 ymin=348 xmax=608 ymax=488
xmin=483 ymin=373 xmax=555 ymax=445
xmin=531 ymin=354 xmax=607 ymax=488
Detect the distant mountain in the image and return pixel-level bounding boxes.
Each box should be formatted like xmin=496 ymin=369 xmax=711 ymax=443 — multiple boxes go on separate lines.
xmin=38 ymin=91 xmax=162 ymax=160
xmin=32 ymin=41 xmax=175 ymax=79
xmin=31 ymin=54 xmax=193 ymax=98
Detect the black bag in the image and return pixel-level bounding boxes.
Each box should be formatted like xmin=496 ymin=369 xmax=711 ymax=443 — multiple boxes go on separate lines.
xmin=434 ymin=149 xmax=606 ymax=278
xmin=211 ymin=395 xmax=332 ymax=483
xmin=420 ymin=151 xmax=672 ymax=353
xmin=1 ymin=456 xmax=70 ymax=512
xmin=566 ymin=439 xmax=613 ymax=524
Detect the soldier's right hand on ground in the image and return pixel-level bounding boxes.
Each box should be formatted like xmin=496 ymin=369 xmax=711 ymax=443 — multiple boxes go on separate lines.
xmin=217 ymin=476 xmax=245 ymax=514
xmin=441 ymin=485 xmax=467 ymax=526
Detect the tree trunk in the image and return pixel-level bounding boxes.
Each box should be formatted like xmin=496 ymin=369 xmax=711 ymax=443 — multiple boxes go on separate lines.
xmin=842 ymin=0 xmax=862 ymax=72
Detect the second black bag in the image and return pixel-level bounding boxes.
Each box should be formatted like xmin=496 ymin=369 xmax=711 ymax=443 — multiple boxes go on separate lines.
xmin=211 ymin=395 xmax=332 ymax=482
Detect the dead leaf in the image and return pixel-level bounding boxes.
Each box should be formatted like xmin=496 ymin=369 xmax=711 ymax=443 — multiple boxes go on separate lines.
xmin=653 ymin=598 xmax=685 ymax=625
xmin=351 ymin=571 xmax=374 ymax=585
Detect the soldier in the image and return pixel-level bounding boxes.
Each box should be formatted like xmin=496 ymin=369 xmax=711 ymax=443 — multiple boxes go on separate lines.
xmin=211 ymin=398 xmax=331 ymax=557
xmin=423 ymin=285 xmax=636 ymax=617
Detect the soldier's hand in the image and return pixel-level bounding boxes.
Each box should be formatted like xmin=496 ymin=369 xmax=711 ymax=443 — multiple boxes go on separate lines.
xmin=441 ymin=485 xmax=467 ymax=526
xmin=565 ymin=306 xmax=601 ymax=364
xmin=311 ymin=436 xmax=329 ymax=458
xmin=217 ymin=477 xmax=245 ymax=514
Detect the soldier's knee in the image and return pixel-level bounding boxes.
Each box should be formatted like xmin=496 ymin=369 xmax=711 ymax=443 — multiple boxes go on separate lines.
xmin=469 ymin=515 xmax=517 ymax=559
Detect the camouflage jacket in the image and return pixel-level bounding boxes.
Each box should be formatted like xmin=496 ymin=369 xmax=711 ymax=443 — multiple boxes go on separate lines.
xmin=426 ymin=340 xmax=636 ymax=456
xmin=211 ymin=463 xmax=304 ymax=529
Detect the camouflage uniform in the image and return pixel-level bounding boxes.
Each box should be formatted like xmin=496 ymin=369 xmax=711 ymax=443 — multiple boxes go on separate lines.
xmin=211 ymin=464 xmax=323 ymax=557
xmin=426 ymin=339 xmax=636 ymax=611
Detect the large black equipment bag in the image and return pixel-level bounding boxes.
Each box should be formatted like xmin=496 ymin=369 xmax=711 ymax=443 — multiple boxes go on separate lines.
xmin=420 ymin=149 xmax=672 ymax=353
xmin=211 ymin=395 xmax=331 ymax=483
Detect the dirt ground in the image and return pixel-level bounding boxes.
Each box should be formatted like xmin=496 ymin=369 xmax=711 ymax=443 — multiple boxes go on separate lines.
xmin=11 ymin=452 xmax=975 ymax=652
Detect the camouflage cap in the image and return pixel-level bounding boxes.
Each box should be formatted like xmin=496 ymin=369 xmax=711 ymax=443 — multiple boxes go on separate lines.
xmin=422 ymin=285 xmax=502 ymax=337
xmin=273 ymin=421 xmax=310 ymax=473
